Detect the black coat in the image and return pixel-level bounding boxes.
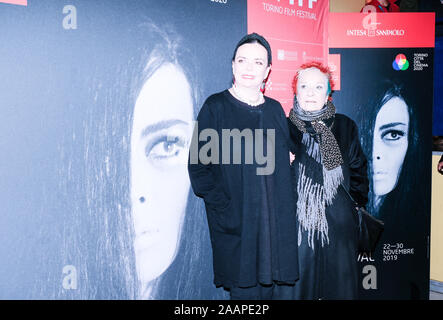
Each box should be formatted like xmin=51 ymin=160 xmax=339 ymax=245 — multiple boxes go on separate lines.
xmin=288 ymin=113 xmax=369 ymax=299
xmin=188 ymin=90 xmax=299 ymax=288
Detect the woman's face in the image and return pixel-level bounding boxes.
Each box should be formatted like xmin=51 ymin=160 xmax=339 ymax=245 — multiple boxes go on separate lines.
xmin=130 ymin=63 xmax=193 ymax=285
xmin=372 ymin=96 xmax=409 ymax=196
xmin=296 ymin=67 xmax=329 ymax=111
xmin=232 ymin=42 xmax=270 ymax=90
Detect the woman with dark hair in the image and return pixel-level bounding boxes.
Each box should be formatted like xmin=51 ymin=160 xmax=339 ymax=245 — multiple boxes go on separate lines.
xmin=128 ymin=22 xmax=220 ymax=299
xmin=356 ymin=79 xmax=428 ymax=299
xmin=287 ymin=61 xmax=369 ymax=300
xmin=33 ymin=20 xmax=228 ymax=300
xmin=188 ymin=33 xmax=299 ymax=300
xmin=357 ymin=80 xmax=420 ymax=221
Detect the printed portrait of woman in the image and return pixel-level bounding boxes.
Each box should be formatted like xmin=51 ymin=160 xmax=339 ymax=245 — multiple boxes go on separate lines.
xmin=28 ymin=20 xmax=228 ymax=300
xmin=128 ymin=22 xmax=227 ymax=299
xmin=358 ymin=80 xmax=419 ymax=218
xmin=129 ymin=22 xmax=205 ymax=299
xmin=0 ymin=0 xmax=247 ymax=299
xmin=356 ymin=78 xmax=430 ymax=229
xmin=328 ymin=46 xmax=432 ymax=299
xmin=356 ymin=78 xmax=430 ymax=299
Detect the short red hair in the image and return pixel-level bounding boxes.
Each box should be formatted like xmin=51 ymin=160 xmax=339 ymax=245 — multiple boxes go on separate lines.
xmin=292 ymin=61 xmax=335 ymax=101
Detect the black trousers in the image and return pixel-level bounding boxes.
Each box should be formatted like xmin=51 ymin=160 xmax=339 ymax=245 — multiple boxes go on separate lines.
xmin=230 ymin=283 xmax=296 ymax=300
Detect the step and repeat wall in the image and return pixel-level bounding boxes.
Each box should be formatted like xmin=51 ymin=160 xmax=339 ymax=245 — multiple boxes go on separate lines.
xmin=0 ymin=0 xmax=433 ymax=299
xmin=0 ymin=0 xmax=247 ymax=299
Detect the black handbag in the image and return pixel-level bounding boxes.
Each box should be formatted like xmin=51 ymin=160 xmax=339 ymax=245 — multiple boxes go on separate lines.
xmin=340 ymin=184 xmax=384 ymax=252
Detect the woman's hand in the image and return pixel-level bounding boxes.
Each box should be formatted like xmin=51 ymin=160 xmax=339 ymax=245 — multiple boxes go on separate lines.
xmin=290 ymin=152 xmax=295 ymax=164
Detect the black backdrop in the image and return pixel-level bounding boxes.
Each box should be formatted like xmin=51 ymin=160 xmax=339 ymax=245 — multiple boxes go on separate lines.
xmin=330 ymin=47 xmax=433 ymax=299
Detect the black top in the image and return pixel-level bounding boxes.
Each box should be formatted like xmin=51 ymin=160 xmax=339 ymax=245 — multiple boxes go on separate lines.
xmin=188 ymin=90 xmax=299 ymax=288
xmin=288 ymin=113 xmax=369 ymax=299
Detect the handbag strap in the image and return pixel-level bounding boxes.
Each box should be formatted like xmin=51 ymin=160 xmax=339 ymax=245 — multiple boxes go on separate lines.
xmin=339 ymin=183 xmax=359 ymax=207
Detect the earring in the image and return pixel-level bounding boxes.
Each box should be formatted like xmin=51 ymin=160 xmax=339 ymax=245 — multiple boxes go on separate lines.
xmin=260 ymin=81 xmax=266 ymax=93
xmin=139 ymin=196 xmax=146 ymax=203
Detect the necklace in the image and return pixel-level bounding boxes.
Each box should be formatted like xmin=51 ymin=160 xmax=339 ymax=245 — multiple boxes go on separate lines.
xmin=230 ymin=85 xmax=264 ymax=107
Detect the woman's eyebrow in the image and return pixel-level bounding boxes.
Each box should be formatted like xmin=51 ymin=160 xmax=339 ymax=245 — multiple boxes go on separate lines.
xmin=141 ymin=119 xmax=188 ymax=137
xmin=379 ymin=122 xmax=407 ymax=130
xmin=236 ymin=56 xmax=264 ymax=61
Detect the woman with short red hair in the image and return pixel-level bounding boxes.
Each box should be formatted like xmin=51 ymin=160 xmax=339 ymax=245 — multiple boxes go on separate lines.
xmin=287 ymin=62 xmax=369 ymax=299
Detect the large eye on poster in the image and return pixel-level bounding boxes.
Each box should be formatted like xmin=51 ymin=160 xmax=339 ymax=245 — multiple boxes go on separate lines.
xmin=0 ymin=0 xmax=246 ymax=299
xmin=329 ymin=12 xmax=434 ymax=299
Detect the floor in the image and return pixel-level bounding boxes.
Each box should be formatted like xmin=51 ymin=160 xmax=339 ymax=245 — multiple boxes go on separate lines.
xmin=430 ymin=290 xmax=443 ymax=300
xmin=430 ymin=280 xmax=443 ymax=300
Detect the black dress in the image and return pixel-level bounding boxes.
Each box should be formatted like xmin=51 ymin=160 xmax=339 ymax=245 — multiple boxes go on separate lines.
xmin=288 ymin=113 xmax=369 ymax=300
xmin=188 ymin=90 xmax=299 ymax=289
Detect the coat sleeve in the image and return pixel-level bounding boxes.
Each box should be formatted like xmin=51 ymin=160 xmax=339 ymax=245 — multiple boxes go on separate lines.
xmin=286 ymin=117 xmax=300 ymax=155
xmin=348 ymin=120 xmax=369 ymax=208
xmin=187 ymin=100 xmax=230 ymax=212
xmin=275 ymin=104 xmax=296 ymax=155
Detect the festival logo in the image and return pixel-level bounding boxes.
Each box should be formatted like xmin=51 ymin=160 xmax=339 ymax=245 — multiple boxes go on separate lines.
xmin=392 ymin=54 xmax=409 ymax=71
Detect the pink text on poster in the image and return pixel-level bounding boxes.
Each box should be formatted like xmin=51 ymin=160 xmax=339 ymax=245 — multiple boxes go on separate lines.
xmin=0 ymin=0 xmax=27 ymax=6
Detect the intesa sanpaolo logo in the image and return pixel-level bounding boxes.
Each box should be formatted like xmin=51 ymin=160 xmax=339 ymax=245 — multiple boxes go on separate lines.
xmin=392 ymin=54 xmax=409 ymax=71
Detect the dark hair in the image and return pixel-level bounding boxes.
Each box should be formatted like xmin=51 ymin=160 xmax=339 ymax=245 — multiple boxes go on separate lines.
xmin=128 ymin=22 xmax=227 ymax=299
xmin=357 ymin=80 xmax=421 ymax=223
xmin=232 ymin=32 xmax=272 ymax=66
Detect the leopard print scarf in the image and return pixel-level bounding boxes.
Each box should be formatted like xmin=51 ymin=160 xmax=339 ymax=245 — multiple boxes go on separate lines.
xmin=289 ymin=99 xmax=344 ymax=249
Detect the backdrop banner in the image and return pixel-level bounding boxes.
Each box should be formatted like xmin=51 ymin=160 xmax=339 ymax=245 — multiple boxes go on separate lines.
xmin=0 ymin=0 xmax=246 ymax=299
xmin=247 ymin=0 xmax=329 ymax=113
xmin=329 ymin=12 xmax=434 ymax=299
